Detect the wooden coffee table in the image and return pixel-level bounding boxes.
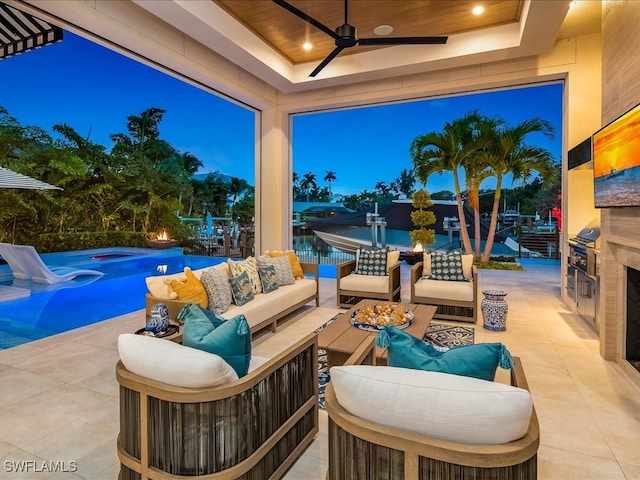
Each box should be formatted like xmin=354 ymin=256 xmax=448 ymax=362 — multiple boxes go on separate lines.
xmin=318 ymin=299 xmax=437 ymax=367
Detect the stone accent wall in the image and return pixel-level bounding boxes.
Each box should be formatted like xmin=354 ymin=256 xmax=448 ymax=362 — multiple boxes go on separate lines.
xmin=599 ymin=0 xmax=640 ymax=387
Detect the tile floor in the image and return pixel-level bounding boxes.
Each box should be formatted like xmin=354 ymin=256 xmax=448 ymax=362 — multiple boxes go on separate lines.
xmin=0 ymin=259 xmax=639 ymax=479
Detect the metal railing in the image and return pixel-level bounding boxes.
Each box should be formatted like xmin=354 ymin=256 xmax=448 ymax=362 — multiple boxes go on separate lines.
xmin=294 ymin=248 xmax=355 ymax=265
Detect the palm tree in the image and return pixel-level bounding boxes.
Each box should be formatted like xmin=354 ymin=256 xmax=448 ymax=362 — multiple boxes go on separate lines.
xmin=176 ymin=151 xmax=203 ymax=175
xmin=292 ymin=171 xmax=300 ymax=201
xmin=227 ymin=176 xmax=250 ymax=218
xmin=464 ymin=115 xmax=503 ymax=258
xmin=300 ymin=172 xmax=317 ymax=202
xmin=324 ymin=170 xmax=336 ymax=197
xmin=375 ymin=180 xmax=390 ymax=195
xmin=464 ymin=162 xmax=492 ymax=258
xmin=393 ymin=168 xmax=417 ymax=197
xmin=479 ymin=118 xmax=558 ymax=261
xmin=410 ymin=112 xmax=484 ymax=255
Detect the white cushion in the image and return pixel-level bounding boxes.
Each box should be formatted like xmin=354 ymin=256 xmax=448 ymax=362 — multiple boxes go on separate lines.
xmin=423 ymin=252 xmax=473 ymax=279
xmin=330 ymin=365 xmax=533 ymax=445
xmin=414 ymin=277 xmax=475 ymax=302
xmin=220 ymin=278 xmax=317 ymax=328
xmin=210 ymin=262 xmax=231 ymax=279
xmin=118 ymin=334 xmax=238 ymax=388
xmin=145 ymin=267 xmax=212 ymax=299
xmin=339 ymin=273 xmax=390 ymax=294
xmin=145 ymin=276 xmax=178 ymax=300
xmin=387 ymin=250 xmax=401 ymax=268
xmin=248 ymin=355 xmax=270 ymax=371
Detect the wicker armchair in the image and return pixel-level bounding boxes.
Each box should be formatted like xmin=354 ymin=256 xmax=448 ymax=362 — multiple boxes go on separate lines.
xmin=336 ymin=259 xmax=401 ymax=308
xmin=116 ymin=333 xmax=318 ymax=480
xmin=325 ymin=346 xmax=539 ymax=480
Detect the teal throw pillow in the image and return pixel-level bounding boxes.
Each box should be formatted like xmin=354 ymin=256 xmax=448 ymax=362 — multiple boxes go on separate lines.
xmin=180 ymin=303 xmax=251 ymax=377
xmin=229 ymin=271 xmax=254 ymax=305
xmin=355 ymin=246 xmax=388 ymax=276
xmin=428 ymin=250 xmax=468 ymax=281
xmin=258 ymin=265 xmax=279 ymax=293
xmin=376 ymin=326 xmax=513 ymax=382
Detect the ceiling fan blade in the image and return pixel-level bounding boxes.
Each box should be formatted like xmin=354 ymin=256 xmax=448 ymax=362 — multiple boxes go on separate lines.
xmin=359 ymin=36 xmax=448 ymax=46
xmin=309 ymin=46 xmax=344 ymax=77
xmin=272 ymin=0 xmax=338 ymax=39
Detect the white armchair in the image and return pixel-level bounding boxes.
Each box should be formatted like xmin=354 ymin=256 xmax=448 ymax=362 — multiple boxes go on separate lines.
xmin=337 ymin=249 xmax=401 ymax=308
xmin=410 ymin=252 xmax=478 ymax=323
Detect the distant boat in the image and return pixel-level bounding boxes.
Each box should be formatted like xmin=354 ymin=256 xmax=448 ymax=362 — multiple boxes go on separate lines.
xmin=501 ymin=209 xmax=520 ymax=226
xmin=307 ymin=199 xmax=509 ymax=254
xmin=603 ymin=167 xmax=624 ymax=180
xmin=312 ymin=230 xmax=407 ymax=254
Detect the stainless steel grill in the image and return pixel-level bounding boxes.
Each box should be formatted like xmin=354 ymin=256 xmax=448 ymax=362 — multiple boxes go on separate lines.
xmin=568 ymin=218 xmax=600 ymax=276
xmin=567 ymin=218 xmax=600 ymax=333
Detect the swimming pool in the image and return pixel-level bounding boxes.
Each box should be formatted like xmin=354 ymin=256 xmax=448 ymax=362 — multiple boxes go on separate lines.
xmin=0 ymin=248 xmax=224 ymax=349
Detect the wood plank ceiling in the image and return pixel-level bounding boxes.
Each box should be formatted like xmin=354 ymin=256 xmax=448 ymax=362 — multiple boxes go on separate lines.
xmin=214 ymin=0 xmax=524 ymax=64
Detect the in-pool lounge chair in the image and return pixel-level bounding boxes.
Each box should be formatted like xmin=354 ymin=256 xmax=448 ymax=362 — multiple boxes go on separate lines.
xmin=0 ymin=243 xmax=104 ymax=284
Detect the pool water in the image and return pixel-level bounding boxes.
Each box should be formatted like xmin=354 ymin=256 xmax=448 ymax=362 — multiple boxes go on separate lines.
xmin=0 ymin=251 xmax=225 ymax=349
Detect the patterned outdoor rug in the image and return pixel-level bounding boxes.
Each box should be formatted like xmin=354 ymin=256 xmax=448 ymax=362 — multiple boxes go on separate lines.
xmin=316 ymin=317 xmax=475 ymax=410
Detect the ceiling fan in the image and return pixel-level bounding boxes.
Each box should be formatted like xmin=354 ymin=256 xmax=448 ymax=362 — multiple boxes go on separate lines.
xmin=272 ymin=0 xmax=448 ymax=77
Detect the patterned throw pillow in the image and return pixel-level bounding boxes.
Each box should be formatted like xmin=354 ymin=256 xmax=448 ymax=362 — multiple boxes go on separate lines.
xmin=200 ymin=267 xmax=232 ymax=314
xmin=428 ymin=250 xmax=468 ymax=282
xmin=257 ymin=255 xmax=295 ymax=285
xmin=229 ymin=271 xmax=255 ymax=306
xmin=355 ymin=247 xmax=388 ymax=276
xmin=266 ymin=250 xmax=304 ymax=279
xmin=169 ymin=267 xmax=208 ymax=307
xmin=258 ymin=265 xmax=279 ymax=293
xmin=227 ymin=257 xmax=262 ymax=294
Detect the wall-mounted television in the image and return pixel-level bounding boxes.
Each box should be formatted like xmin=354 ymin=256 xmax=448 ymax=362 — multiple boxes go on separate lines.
xmin=593 ymin=103 xmax=640 ymax=208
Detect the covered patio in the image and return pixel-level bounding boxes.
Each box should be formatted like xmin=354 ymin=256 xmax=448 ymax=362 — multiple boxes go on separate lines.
xmin=1 ymin=1 xmax=640 ymax=478
xmin=0 ymin=259 xmax=637 ymax=478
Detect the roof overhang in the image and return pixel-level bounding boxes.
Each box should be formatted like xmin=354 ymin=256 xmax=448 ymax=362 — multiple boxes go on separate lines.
xmin=0 ymin=2 xmax=62 ymax=59
xmin=132 ymin=0 xmax=571 ymax=93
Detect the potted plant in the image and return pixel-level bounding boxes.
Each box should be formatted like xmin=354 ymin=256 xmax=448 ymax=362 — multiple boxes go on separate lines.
xmin=406 ymin=189 xmax=436 ymax=264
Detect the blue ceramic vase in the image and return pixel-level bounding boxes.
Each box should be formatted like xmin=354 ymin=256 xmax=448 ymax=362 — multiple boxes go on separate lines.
xmin=146 ymin=304 xmax=169 ymax=334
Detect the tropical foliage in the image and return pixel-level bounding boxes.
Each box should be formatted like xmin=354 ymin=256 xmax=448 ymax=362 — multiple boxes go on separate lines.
xmin=293 ymin=167 xmax=418 ymax=211
xmin=411 ymin=111 xmax=558 ymax=260
xmin=0 ymin=106 xmax=253 ymax=250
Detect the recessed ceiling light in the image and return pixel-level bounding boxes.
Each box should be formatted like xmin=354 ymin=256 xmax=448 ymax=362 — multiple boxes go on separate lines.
xmin=303 ymin=42 xmax=312 ymax=51
xmin=472 ymin=5 xmax=484 ymax=15
xmin=373 ymin=25 xmax=393 ymax=36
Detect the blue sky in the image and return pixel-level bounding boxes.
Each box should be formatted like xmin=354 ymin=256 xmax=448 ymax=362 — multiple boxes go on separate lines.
xmin=1 ymin=31 xmax=562 ymax=197
xmin=293 ymin=85 xmax=563 ymax=195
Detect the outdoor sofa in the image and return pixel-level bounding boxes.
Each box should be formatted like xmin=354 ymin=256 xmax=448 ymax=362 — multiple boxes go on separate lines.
xmin=116 ymin=332 xmax=319 ymax=480
xmin=144 ymin=257 xmax=319 ymax=335
xmin=324 ymin=337 xmax=539 ymax=480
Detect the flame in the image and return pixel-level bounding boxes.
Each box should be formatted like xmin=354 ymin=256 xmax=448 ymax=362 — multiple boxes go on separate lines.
xmin=157 ymin=228 xmax=169 ymax=241
xmin=413 ymin=243 xmax=424 ymax=253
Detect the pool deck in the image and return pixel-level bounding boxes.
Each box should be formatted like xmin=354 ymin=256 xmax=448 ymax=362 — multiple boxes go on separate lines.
xmin=1 ymin=259 xmax=639 ymax=479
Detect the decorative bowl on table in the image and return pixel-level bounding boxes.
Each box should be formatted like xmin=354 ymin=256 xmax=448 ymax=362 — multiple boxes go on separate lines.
xmin=350 ymin=302 xmax=414 ymax=332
